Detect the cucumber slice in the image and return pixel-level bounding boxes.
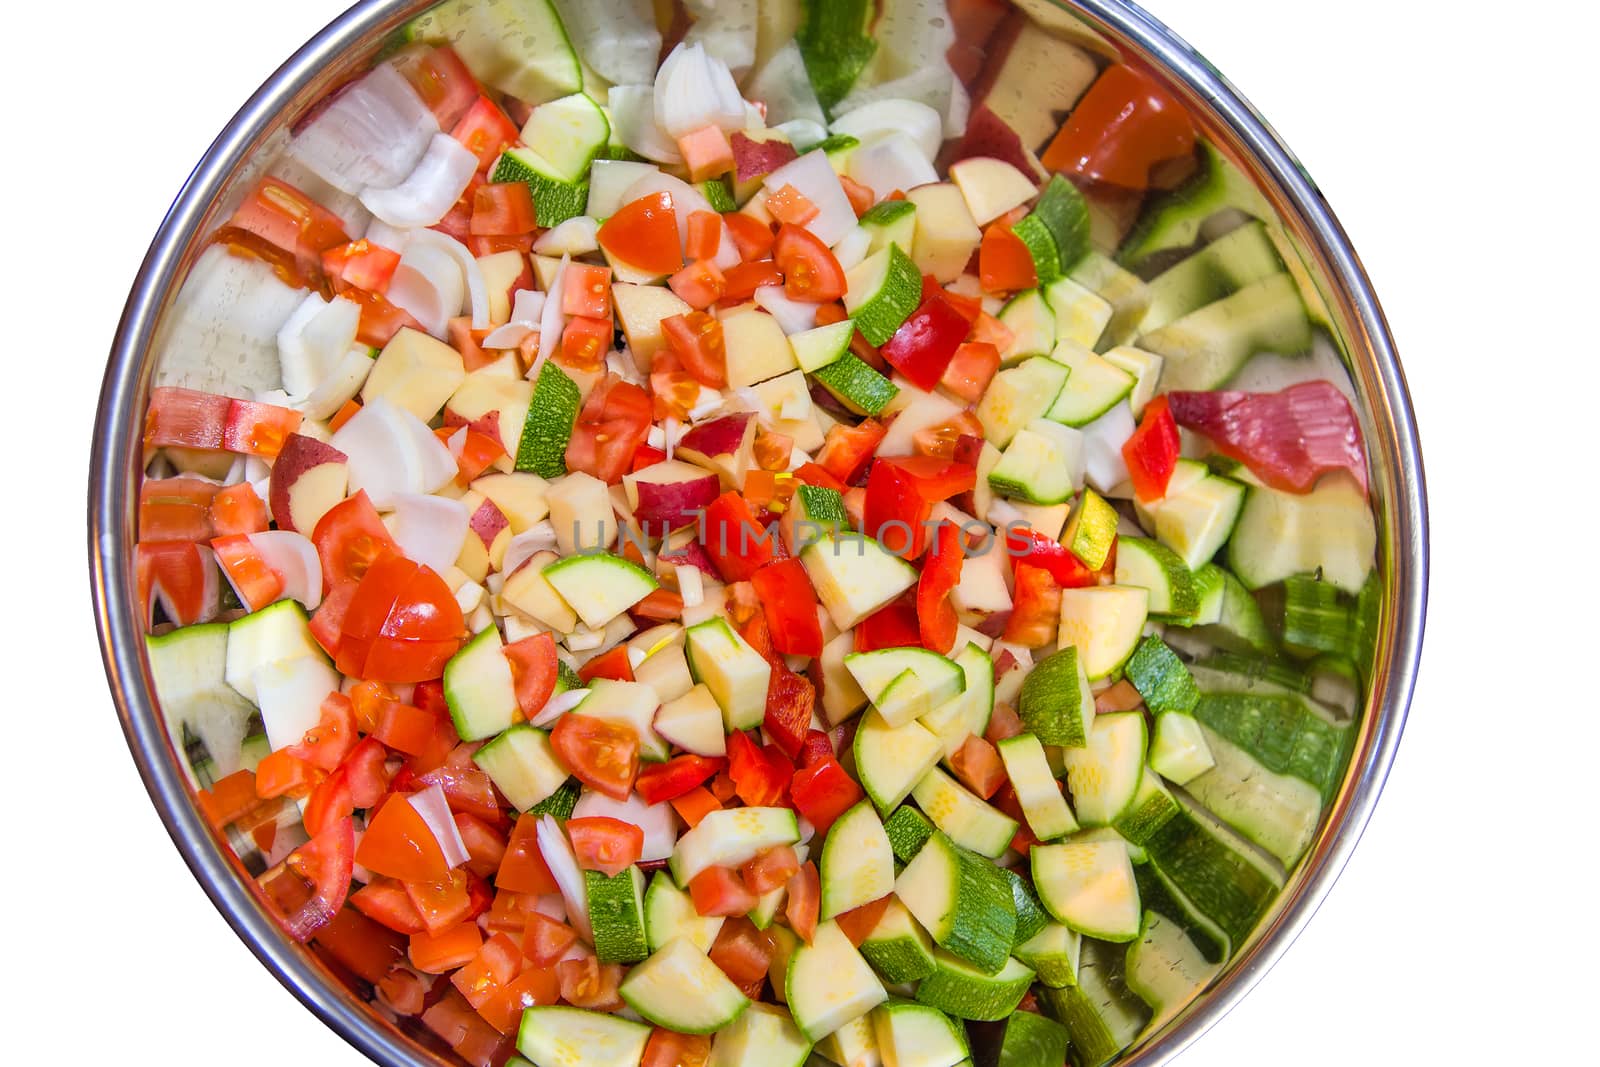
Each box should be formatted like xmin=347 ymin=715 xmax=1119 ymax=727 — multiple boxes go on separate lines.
xmin=520 ymin=92 xmax=610 ymax=182
xmin=672 ymin=806 xmax=801 ymax=886
xmin=1142 ymin=797 xmax=1284 ymax=947
xmin=685 ymin=617 xmax=772 ymax=731
xmin=584 ymin=865 xmax=649 ymax=964
xmin=1148 ymin=714 xmax=1215 ymax=786
xmin=1043 ymin=279 xmax=1114 ymax=351
xmin=644 ymin=869 xmax=724 ymax=952
xmin=1017 ymin=647 xmax=1095 ymax=748
xmin=1114 ymin=538 xmax=1198 ymax=618
xmin=813 ymin=354 xmax=900 ymax=416
xmin=910 ymin=767 xmax=1018 ymax=860
xmin=1124 ymin=635 xmax=1200 ymax=715
xmin=406 ymin=0 xmax=582 ymax=107
xmin=996 ymin=290 xmax=1055 ymax=366
xmin=709 ymin=1002 xmax=814 ymax=1067
xmin=1226 ymin=472 xmax=1376 ymax=594
xmin=859 ymin=898 xmax=937 ymax=984
xmin=1134 ymin=472 xmax=1246 ymax=573
xmin=913 ymin=953 xmax=1035 ymax=1022
xmin=1184 ymin=724 xmax=1321 ymax=867
xmin=986 ymin=420 xmax=1083 ymax=506
xmin=844 ymin=245 xmax=922 ymax=346
xmin=802 ymin=534 xmax=919 ymax=630
xmin=1112 ymin=767 xmax=1181 ymax=847
xmin=790 ymin=319 xmax=856 ymax=373
xmin=858 ymin=199 xmax=916 ymax=255
xmin=870 ymin=1000 xmax=968 ymax=1067
xmin=442 ymin=627 xmax=519 ymax=741
xmin=1139 ymin=273 xmax=1311 ymax=391
xmin=854 ymin=709 xmax=944 ymax=815
xmin=921 ymin=644 xmax=995 ymax=760
xmin=1124 ymin=909 xmax=1223 ymax=1039
xmin=1060 ymin=489 xmax=1119 ymax=571
xmin=982 ymin=1009 xmax=1070 ymax=1067
xmin=786 ymin=920 xmax=889 ymax=1042
xmin=620 ymin=937 xmax=751 ymax=1033
xmin=820 ymin=801 xmax=896 ymax=919
xmin=996 ymin=734 xmax=1079 ymax=841
xmin=1061 ymin=712 xmax=1148 ymax=827
xmin=893 ymin=831 xmax=1015 ymax=974
xmin=516 ymin=1006 xmax=650 ymax=1067
xmin=1056 ymin=586 xmax=1150 ymax=680
xmin=1032 ymin=838 xmax=1142 ymax=942
xmin=1035 ymin=938 xmax=1149 ymax=1067
xmin=975 ymin=357 xmax=1068 ymax=449
xmin=572 ymin=679 xmax=670 ymax=761
xmin=846 ymin=648 xmax=965 ymax=729
xmin=514 ymin=361 xmax=581 ymax=477
xmin=816 ymin=1012 xmax=880 ymax=1067
xmin=473 ymin=725 xmax=568 ymax=810
xmin=543 ymin=553 xmax=657 ymax=630
xmin=1013 ymin=921 xmax=1081 ymax=989
xmin=883 ymin=805 xmax=936 ymax=863
xmin=491 ymin=145 xmax=590 ymax=228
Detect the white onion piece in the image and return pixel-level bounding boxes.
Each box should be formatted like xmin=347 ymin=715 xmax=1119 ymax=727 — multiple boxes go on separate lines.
xmin=386 ymin=241 xmax=463 ymax=337
xmin=329 ymin=396 xmax=455 ymax=508
xmin=409 ymin=785 xmax=471 ymax=870
xmin=360 ymin=133 xmax=477 ymax=228
xmin=797 ymin=815 xmax=817 ymax=845
xmin=676 ymin=564 xmax=704 ymax=608
xmin=549 ymin=0 xmax=661 ymax=85
xmin=608 ymin=85 xmax=683 ymax=164
xmin=571 ymin=791 xmax=679 ymax=862
xmin=830 ymin=99 xmax=945 ymax=164
xmin=501 ymin=521 xmax=561 ymax=578
xmin=847 ymin=131 xmax=939 ymax=200
xmin=278 ymin=293 xmax=362 ymax=396
xmin=682 ymin=0 xmax=757 ymax=78
xmin=391 ymin=494 xmax=471 ymax=574
xmin=247 ymin=531 xmax=324 ymax=609
xmin=1079 ymin=401 xmax=1136 ymax=494
xmin=151 ymin=246 xmax=304 ymax=396
xmin=529 ymin=687 xmax=590 ymax=728
xmin=536 ymin=255 xmax=571 ymax=371
xmin=409 ymin=228 xmax=491 ymax=330
xmin=534 ymin=216 xmax=600 ymax=257
xmin=746 ymin=42 xmax=826 ymax=128
xmin=753 ymin=285 xmax=819 ymax=335
xmin=292 ymin=347 xmax=374 ymax=421
xmin=763 ymin=149 xmax=857 ymax=247
xmin=255 ymin=655 xmax=341 ymax=751
xmin=655 ymin=43 xmax=746 ymax=138
xmin=482 ymin=323 xmax=533 ymax=351
xmin=832 ymin=226 xmax=873 ymax=273
xmin=393 ymin=406 xmax=459 ymax=495
xmin=361 ymin=217 xmax=412 ymax=253
xmin=537 ymin=815 xmax=592 ymax=940
xmin=482 ymin=289 xmax=548 ymax=349
xmin=287 ymin=64 xmax=438 ymax=195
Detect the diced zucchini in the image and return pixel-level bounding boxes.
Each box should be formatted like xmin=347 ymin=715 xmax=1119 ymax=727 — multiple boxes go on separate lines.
xmin=790 ymin=319 xmax=856 ymax=373
xmin=859 ymin=898 xmax=937 ymax=984
xmin=644 ymin=870 xmax=724 ymax=953
xmin=709 ymin=1003 xmax=814 ymax=1067
xmin=883 ymin=805 xmax=937 ymax=863
xmin=911 ymin=767 xmax=1018 ymax=860
xmin=672 ymin=806 xmax=800 ymax=886
xmin=1043 ymin=278 xmax=1113 ymax=350
xmin=979 ymin=1008 xmax=1071 ymax=1067
xmin=802 ymin=534 xmax=918 ymax=630
xmin=975 ymin=358 xmax=1068 ymax=448
xmin=813 ymin=353 xmax=900 ymax=416
xmin=844 ymin=245 xmax=922 ymax=346
xmin=1149 ymin=714 xmax=1215 ymax=786
xmin=1124 ymin=635 xmax=1200 ymax=715
xmin=1183 ymin=724 xmax=1322 ymax=867
xmin=913 ymin=953 xmax=1035 ymax=1022
xmin=517 ymin=1006 xmax=651 ymax=1067
xmin=585 ymin=865 xmax=649 ymax=964
xmin=1017 ymin=646 xmax=1095 ymax=748
xmin=846 ymin=648 xmax=966 ymax=729
xmin=573 ymin=679 xmax=670 ymax=760
xmin=893 ymin=831 xmax=1016 ymax=975
xmin=1124 ymin=910 xmax=1223 ymax=1038
xmin=1032 ymin=838 xmax=1142 ymax=942
xmin=816 ymin=1012 xmax=880 ymax=1067
xmin=1226 ymin=472 xmax=1375 ymax=594
xmin=685 ymin=617 xmax=772 ymax=731
xmin=473 ymin=725 xmax=569 ymax=810
xmin=996 ymin=734 xmax=1079 ymax=841
xmin=1139 ymin=273 xmax=1311 ymax=391
xmin=787 ymin=921 xmax=889 ymax=1042
xmin=996 ymin=289 xmax=1055 ymax=366
xmin=542 ymin=552 xmax=658 ymax=629
xmin=442 ymin=627 xmax=520 ymax=742
xmin=1035 ymin=938 xmax=1150 ymax=1067
xmin=987 ymin=420 xmax=1084 ymax=506
xmin=1135 ymin=472 xmax=1247 ymax=573
xmin=1060 ymin=489 xmax=1119 ymax=572
xmin=820 ymin=801 xmax=896 ymax=920
xmin=870 ymin=999 xmax=968 ymax=1067
xmin=1114 ymin=538 xmax=1198 ymax=618
xmin=1056 ymin=586 xmax=1149 ymax=680
xmin=920 ymin=644 xmax=995 ymax=760
xmin=854 ymin=709 xmax=944 ymax=815
xmin=1141 ymin=797 xmax=1284 ymax=948
xmin=1013 ymin=922 xmax=1081 ymax=989
xmin=1060 ymin=712 xmax=1148 ymax=827
xmin=620 ymin=938 xmax=751 ymax=1033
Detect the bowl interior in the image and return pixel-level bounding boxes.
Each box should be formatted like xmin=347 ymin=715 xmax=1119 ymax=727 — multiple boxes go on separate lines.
xmin=91 ymin=2 xmax=1425 ymax=1064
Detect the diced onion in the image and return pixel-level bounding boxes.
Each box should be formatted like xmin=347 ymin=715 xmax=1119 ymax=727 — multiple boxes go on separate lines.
xmin=390 ymin=494 xmax=472 ymax=574
xmin=247 ymin=531 xmax=324 ymax=610
xmin=754 ymin=285 xmax=820 ymax=335
xmin=386 ymin=241 xmax=464 ymax=337
xmin=287 ymin=64 xmax=439 ymax=195
xmin=535 ymin=255 xmax=571 ymax=372
xmin=831 ymin=99 xmax=944 ymax=164
xmin=530 ymin=687 xmax=590 ymax=728
xmin=654 ymin=42 xmax=747 ymax=138
xmin=608 ymin=85 xmax=683 ymax=164
xmin=407 ymin=228 xmax=491 ymax=330
xmin=277 ymin=293 xmax=362 ymax=397
xmin=291 ymin=347 xmax=374 ymax=421
xmin=533 ymin=215 xmax=600 ymax=257
xmin=549 ymin=0 xmax=662 ymax=85
xmin=536 ymin=815 xmax=592 ymax=940
xmin=408 ymin=784 xmax=471 ymax=870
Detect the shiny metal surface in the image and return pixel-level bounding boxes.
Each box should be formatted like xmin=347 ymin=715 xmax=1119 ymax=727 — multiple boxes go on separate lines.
xmin=88 ymin=1 xmax=1428 ymax=1064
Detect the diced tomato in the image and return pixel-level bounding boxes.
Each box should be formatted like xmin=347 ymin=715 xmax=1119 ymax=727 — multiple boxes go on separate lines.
xmin=254 ymin=748 xmax=317 ymax=800
xmin=352 ymin=877 xmax=427 ymax=935
xmin=726 ymin=730 xmax=791 ymax=807
xmin=940 ymin=341 xmax=1001 ymax=404
xmin=708 ymin=917 xmax=773 ymax=996
xmin=881 ymin=295 xmax=971 ymax=391
xmin=912 ymin=411 xmax=985 ymax=461
xmin=784 ymin=861 xmax=820 ymax=944
xmin=273 ymin=816 xmax=355 ymax=942
xmin=578 ymin=645 xmax=635 ymax=684
xmin=816 ymin=419 xmax=887 ymax=485
xmin=985 ymin=701 xmax=1026 ymax=744
xmin=557 ymin=952 xmax=626 ymax=1011
xmin=774 ymin=224 xmax=845 ymax=302
xmin=700 ymin=491 xmax=774 ymax=582
xmin=598 ymin=192 xmax=683 ymax=275
xmin=392 ymin=45 xmax=480 ymax=129
xmin=454 ymin=813 xmax=508 ymax=879
xmin=375 ymin=965 xmax=429 ymax=1016
xmin=312 ymin=905 xmax=407 ymax=985
xmin=209 ymin=482 xmax=270 ymax=536
xmin=1004 ymin=563 xmax=1064 ymax=648
xmin=410 ymin=921 xmax=483 ymax=973
xmin=565 ymin=374 xmax=653 ymax=484
xmin=138 ymin=476 xmax=217 ymax=542
xmin=371 ymin=699 xmax=439 ymax=757
xmin=415 ymin=744 xmax=502 ymax=820
xmin=789 ymin=757 xmax=863 ymax=834
xmin=1122 ymin=395 xmax=1182 ymax=502
xmin=979 ymin=222 xmax=1038 ymax=293
xmin=497 ymin=815 xmax=558 ymax=895
xmin=635 ymin=754 xmax=728 ymax=805
xmin=312 ymin=490 xmax=399 ymax=589
xmin=452 ymin=95 xmax=520 ymax=170
xmin=198 ymin=769 xmax=263 ymax=828
xmin=668 ymin=259 xmax=728 ymax=309
xmin=670 ymin=786 xmax=721 ymax=829
xmin=752 ymin=559 xmax=823 ymax=658
xmin=323 ymin=238 xmax=402 ymax=292
xmin=839 ymin=174 xmax=875 ymax=216
xmin=792 ymin=461 xmax=846 ymax=492
xmin=949 ymin=735 xmax=1006 ymax=798
xmin=643 ymin=1030 xmax=712 ymax=1067
xmin=631 ymin=588 xmax=685 ymax=621
xmin=686 ymin=210 xmax=723 ymax=260
xmin=766 ymin=184 xmax=820 ymax=226
xmin=834 ymin=894 xmax=892 ymax=947
xmin=470 ymin=181 xmax=537 ymax=235
xmin=421 ymin=987 xmax=513 ymax=1067
xmin=663 ymin=310 xmax=728 ymax=388
xmin=288 ymin=691 xmax=358 ymax=772
xmin=211 ymin=533 xmax=284 ymax=611
xmin=142 ymin=388 xmax=224 ymax=452
xmin=854 ymin=593 xmax=923 ymax=652
xmin=348 ymin=287 xmax=425 ymax=348
xmin=1040 ymin=64 xmax=1197 ymax=191
xmin=522 ymin=911 xmax=579 ymax=967
xmin=559 ymin=314 xmax=613 ymax=370
xmin=993 ymin=782 xmax=1040 ymax=854
xmin=1004 ymin=528 xmax=1102 ymax=588
xmin=969 ymin=310 xmax=1014 ymax=351
xmin=566 ymin=816 xmax=645 ymax=877
xmin=724 ymin=211 xmax=776 ymax=260
xmin=357 ymin=793 xmax=452 ymax=884
xmin=735 ymin=845 xmax=797 ymax=897
xmin=336 ymin=555 xmax=466 ymax=682
xmin=763 ymin=665 xmax=816 ymax=762
xmin=405 ymin=869 xmax=478 ymax=935
xmin=450 ymin=931 xmax=523 ymax=1013
xmin=562 ymin=262 xmax=613 ymax=319
xmin=550 ymin=713 xmax=640 ymax=801
xmin=477 ymin=966 xmax=560 ymax=1035
xmin=721 ymin=259 xmax=785 ymax=302
xmin=228 ymin=177 xmax=349 ymax=269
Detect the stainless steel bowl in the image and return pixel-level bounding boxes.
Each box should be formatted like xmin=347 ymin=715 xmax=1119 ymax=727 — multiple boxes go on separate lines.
xmin=89 ymin=1 xmax=1428 ymax=1063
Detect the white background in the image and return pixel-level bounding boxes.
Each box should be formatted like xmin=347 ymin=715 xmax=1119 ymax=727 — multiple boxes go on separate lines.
xmin=2 ymin=0 xmax=1594 ymax=1063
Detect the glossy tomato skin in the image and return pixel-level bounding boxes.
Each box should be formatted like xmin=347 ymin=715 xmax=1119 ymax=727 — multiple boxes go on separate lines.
xmin=916 ymin=520 xmax=964 ymax=654
xmin=313 ymin=491 xmax=398 ymax=590
xmin=566 ymin=816 xmax=645 ymax=877
xmin=634 ymin=754 xmax=728 ymax=805
xmin=565 ymin=375 xmax=653 ymax=484
xmin=1121 ymin=395 xmax=1181 ymax=502
xmin=356 ymin=793 xmax=451 ymax=884
xmin=550 ymin=714 xmax=640 ymax=801
xmin=789 ymin=756 xmax=863 ymax=833
xmin=785 ymin=861 xmax=820 ymax=944
xmin=774 ymin=224 xmax=846 ymax=302
xmin=751 ymin=559 xmax=823 ymax=659
xmin=1040 ymin=64 xmax=1197 ymax=191
xmin=598 ymin=192 xmax=683 ymax=276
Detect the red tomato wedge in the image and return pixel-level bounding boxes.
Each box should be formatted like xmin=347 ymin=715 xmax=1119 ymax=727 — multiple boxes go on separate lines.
xmin=565 ymin=817 xmax=645 ymax=877
xmin=550 ymin=714 xmax=639 ymax=801
xmin=774 ymin=224 xmax=845 ymax=302
xmin=356 ymin=794 xmax=452 ymax=884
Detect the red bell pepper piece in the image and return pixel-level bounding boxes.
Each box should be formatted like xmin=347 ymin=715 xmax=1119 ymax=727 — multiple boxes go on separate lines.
xmin=1122 ymin=395 xmax=1181 ymax=502
xmin=789 ymin=756 xmax=864 ymax=833
xmin=880 ymin=294 xmax=972 ymax=391
xmin=1004 ymin=563 xmax=1063 ymax=648
xmin=1167 ymin=381 xmax=1368 ymax=495
xmin=797 ymin=729 xmax=835 ymax=768
xmin=1004 ymin=528 xmax=1102 ymax=588
xmin=854 ymin=593 xmax=922 ymax=652
xmin=863 ymin=460 xmax=931 ymax=558
xmin=916 ymin=521 xmax=964 ymax=654
xmin=700 ymin=491 xmax=776 ymax=582
xmin=726 ymin=730 xmax=792 ymax=807
xmin=1040 ymin=64 xmax=1197 ymax=192
xmin=751 ymin=559 xmax=823 ymax=658
xmin=763 ymin=664 xmax=816 ymax=761
xmin=816 ymin=419 xmax=887 ymax=486
xmin=634 ymin=754 xmax=728 ymax=805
